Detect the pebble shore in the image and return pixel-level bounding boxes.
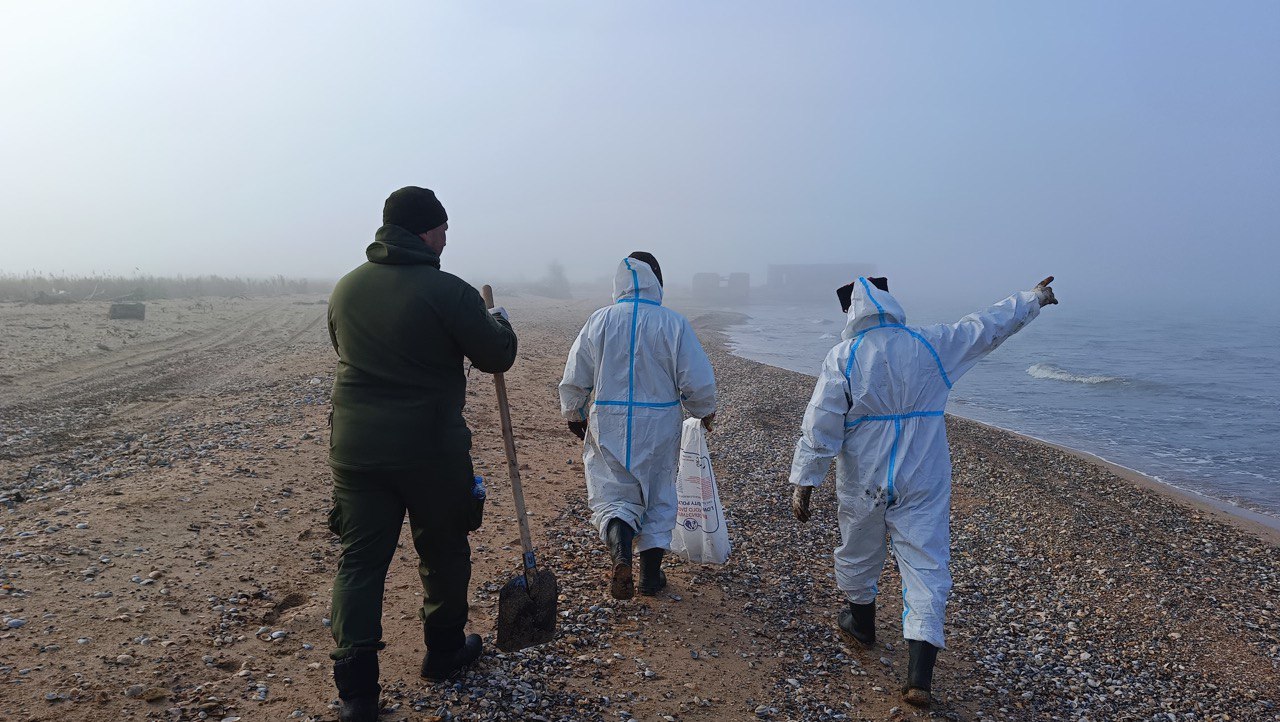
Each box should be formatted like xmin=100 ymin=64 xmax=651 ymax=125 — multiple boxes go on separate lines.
xmin=694 ymin=315 xmax=1279 ymax=721
xmin=0 ymin=296 xmax=1274 ymax=721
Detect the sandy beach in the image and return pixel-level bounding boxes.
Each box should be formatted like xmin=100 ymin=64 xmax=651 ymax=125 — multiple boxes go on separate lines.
xmin=0 ymin=293 xmax=1276 ymax=722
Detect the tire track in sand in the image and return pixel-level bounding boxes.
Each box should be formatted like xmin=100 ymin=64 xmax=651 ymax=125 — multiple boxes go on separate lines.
xmin=0 ymin=300 xmax=326 ymax=464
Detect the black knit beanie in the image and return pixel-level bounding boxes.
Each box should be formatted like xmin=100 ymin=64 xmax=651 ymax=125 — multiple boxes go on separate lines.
xmin=627 ymin=251 xmax=663 ymax=287
xmin=383 ymin=186 xmax=448 ymax=234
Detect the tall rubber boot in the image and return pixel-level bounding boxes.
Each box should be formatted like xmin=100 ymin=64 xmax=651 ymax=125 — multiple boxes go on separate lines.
xmin=421 ymin=627 xmax=483 ymax=682
xmin=902 ymin=639 xmax=939 ymax=708
xmin=606 ymin=518 xmax=634 ymax=600
xmin=637 ymin=547 xmax=667 ymax=596
xmin=332 ymin=653 xmax=380 ymax=722
xmin=837 ymin=600 xmax=876 ymax=648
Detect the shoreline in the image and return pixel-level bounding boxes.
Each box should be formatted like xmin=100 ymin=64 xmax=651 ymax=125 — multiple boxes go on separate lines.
xmin=1 ymin=294 xmax=1275 ymax=720
xmin=712 ymin=316 xmax=1280 ymax=548
xmin=697 ymin=307 xmax=1280 ymax=718
xmin=956 ymin=415 xmax=1280 ymax=546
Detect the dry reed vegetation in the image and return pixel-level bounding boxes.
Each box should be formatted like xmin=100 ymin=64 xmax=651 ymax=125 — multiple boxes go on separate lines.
xmin=0 ymin=273 xmax=331 ymax=303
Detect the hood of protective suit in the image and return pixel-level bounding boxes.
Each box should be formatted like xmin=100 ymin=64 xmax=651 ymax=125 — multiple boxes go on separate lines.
xmin=613 ymin=258 xmax=664 ymax=305
xmin=842 ymin=277 xmax=906 ymax=339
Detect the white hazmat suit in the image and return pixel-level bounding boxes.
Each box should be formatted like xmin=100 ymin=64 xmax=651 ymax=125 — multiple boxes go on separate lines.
xmin=560 ymin=258 xmax=717 ymax=552
xmin=790 ymin=278 xmax=1044 ymax=648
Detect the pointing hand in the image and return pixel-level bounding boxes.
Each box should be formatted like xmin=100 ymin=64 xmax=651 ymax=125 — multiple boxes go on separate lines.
xmin=1034 ymin=276 xmax=1058 ymax=306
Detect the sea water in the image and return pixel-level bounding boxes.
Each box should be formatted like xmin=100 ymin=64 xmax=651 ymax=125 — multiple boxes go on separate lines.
xmin=725 ymin=299 xmax=1280 ymax=520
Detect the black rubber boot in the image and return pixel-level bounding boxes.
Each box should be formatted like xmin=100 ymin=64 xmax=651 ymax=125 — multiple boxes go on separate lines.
xmin=637 ymin=547 xmax=667 ymax=596
xmin=837 ymin=601 xmax=876 ymax=648
xmin=332 ymin=653 xmax=380 ymax=722
xmin=902 ymin=639 xmax=939 ymax=708
xmin=421 ymin=629 xmax=483 ymax=682
xmin=606 ymin=518 xmax=634 ymax=600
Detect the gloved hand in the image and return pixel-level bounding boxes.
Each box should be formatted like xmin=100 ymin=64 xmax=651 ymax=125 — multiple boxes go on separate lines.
xmin=1033 ymin=276 xmax=1058 ymax=306
xmin=567 ymin=420 xmax=587 ymax=440
xmin=490 ymin=306 xmax=510 ymax=323
xmin=792 ymin=485 xmax=813 ymax=523
xmin=701 ymin=413 xmax=715 ymax=432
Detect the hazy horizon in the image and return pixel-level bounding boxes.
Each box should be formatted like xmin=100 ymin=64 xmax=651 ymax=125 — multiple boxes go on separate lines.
xmin=2 ymin=2 xmax=1277 ymax=310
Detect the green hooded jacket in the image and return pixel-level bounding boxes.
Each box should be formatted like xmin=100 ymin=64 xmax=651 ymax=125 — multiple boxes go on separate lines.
xmin=327 ymin=224 xmax=517 ymax=470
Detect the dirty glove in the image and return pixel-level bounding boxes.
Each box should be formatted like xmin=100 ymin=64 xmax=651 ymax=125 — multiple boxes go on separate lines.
xmin=791 ymin=485 xmax=813 ymax=523
xmin=1033 ymin=276 xmax=1057 ymax=307
xmin=489 ymin=306 xmax=510 ymax=323
xmin=701 ymin=413 xmax=715 ymax=432
xmin=567 ymin=420 xmax=587 ymax=440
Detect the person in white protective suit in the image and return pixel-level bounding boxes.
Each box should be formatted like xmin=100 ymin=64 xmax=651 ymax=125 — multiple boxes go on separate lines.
xmin=559 ymin=252 xmax=717 ymax=600
xmin=789 ymin=274 xmax=1058 ymax=707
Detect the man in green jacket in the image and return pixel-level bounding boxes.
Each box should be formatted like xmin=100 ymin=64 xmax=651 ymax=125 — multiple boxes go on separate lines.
xmin=326 ymin=186 xmax=517 ymax=721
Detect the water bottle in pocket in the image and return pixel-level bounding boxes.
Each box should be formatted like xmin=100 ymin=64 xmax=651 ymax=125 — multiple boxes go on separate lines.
xmin=467 ymin=475 xmax=486 ymax=531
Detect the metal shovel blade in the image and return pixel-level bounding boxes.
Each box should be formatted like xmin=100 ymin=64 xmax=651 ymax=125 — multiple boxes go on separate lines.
xmin=496 ymin=566 xmax=558 ymax=652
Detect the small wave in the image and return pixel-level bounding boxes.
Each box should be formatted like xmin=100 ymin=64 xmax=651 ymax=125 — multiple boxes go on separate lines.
xmin=1026 ymin=363 xmax=1125 ymax=385
xmin=818 ymin=333 xmax=837 ymax=340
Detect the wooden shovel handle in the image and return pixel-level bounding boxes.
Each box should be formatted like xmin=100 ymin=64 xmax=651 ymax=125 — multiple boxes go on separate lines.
xmin=480 ymin=286 xmax=537 ymax=573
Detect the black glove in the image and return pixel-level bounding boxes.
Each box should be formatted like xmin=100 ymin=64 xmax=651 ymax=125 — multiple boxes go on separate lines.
xmin=567 ymin=420 xmax=587 ymax=440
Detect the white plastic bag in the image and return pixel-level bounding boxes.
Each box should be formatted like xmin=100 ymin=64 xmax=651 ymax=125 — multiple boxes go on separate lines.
xmin=669 ymin=417 xmax=731 ymax=564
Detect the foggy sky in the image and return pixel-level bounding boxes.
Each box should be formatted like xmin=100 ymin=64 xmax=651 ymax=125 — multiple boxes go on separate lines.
xmin=1 ymin=2 xmax=1277 ymax=309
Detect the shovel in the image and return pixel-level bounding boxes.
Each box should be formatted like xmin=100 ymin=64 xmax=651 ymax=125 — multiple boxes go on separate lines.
xmin=481 ymin=285 xmax=558 ymax=652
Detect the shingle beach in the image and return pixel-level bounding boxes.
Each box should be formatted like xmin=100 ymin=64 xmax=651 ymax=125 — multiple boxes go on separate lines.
xmin=0 ymin=294 xmax=1275 ymax=721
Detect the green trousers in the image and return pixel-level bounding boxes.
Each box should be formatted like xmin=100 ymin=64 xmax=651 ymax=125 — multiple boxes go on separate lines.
xmin=328 ymin=455 xmax=475 ymax=660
